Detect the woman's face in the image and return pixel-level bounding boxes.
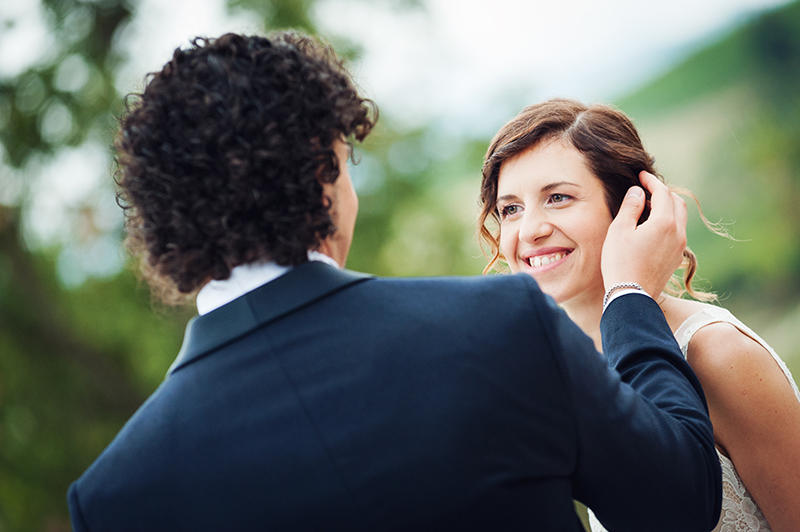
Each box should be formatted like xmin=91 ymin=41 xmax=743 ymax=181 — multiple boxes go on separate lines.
xmin=496 ymin=140 xmax=613 ymax=307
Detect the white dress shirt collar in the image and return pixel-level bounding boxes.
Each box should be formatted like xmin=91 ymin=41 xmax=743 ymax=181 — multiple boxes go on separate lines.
xmin=195 ymin=251 xmax=340 ymax=315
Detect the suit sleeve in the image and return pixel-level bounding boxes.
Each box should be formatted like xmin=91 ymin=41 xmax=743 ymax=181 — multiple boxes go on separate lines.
xmin=541 ymin=291 xmax=721 ymax=532
xmin=68 ymin=481 xmax=90 ymax=532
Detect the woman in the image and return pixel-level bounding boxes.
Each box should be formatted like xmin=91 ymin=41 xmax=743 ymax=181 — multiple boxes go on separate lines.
xmin=478 ymin=99 xmax=800 ymax=532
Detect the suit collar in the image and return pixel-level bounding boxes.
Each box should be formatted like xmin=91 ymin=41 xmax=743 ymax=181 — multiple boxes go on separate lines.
xmin=168 ymin=261 xmax=373 ymax=376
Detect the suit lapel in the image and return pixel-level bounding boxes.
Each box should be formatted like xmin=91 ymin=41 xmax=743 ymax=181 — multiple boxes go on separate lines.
xmin=168 ymin=261 xmax=373 ymax=375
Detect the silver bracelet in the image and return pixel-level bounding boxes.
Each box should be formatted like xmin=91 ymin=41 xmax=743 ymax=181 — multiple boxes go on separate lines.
xmin=603 ymin=282 xmax=645 ymax=309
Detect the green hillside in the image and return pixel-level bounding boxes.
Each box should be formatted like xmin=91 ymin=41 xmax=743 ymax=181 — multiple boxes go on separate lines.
xmin=621 ymin=1 xmax=800 ymax=119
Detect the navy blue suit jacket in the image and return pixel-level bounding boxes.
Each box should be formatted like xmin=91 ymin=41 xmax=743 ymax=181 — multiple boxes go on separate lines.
xmin=68 ymin=262 xmax=721 ymax=531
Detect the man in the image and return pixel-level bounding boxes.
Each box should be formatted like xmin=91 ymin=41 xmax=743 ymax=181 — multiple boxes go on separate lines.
xmin=68 ymin=32 xmax=721 ymax=531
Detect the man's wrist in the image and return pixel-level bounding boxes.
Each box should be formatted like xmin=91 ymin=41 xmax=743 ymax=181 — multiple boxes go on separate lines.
xmin=603 ymin=282 xmax=649 ymax=312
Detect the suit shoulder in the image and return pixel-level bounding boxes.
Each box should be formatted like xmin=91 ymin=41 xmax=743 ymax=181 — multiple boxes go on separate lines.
xmin=358 ymin=273 xmax=554 ymax=335
xmin=367 ymin=272 xmax=544 ymax=296
xmin=370 ymin=272 xmax=546 ymax=306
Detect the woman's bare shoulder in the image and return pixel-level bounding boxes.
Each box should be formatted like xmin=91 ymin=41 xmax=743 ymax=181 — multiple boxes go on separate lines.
xmin=659 ymin=295 xmax=711 ymax=333
xmin=683 ymin=315 xmax=798 ymax=448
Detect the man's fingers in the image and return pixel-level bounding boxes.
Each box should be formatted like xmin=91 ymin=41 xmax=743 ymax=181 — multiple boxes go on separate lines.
xmin=639 ymin=170 xmax=665 ymax=191
xmin=614 ymin=186 xmax=645 ymax=227
xmin=639 ymin=171 xmax=673 ymax=220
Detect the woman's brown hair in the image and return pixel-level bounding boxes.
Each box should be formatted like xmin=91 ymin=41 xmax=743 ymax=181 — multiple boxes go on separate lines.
xmin=478 ymin=98 xmax=723 ymax=301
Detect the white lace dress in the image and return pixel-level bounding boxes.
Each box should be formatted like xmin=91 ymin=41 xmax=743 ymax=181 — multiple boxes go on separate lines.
xmin=589 ymin=305 xmax=800 ymax=532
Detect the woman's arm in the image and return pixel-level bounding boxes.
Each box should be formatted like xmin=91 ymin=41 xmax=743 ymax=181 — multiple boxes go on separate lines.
xmin=687 ymin=322 xmax=800 ymax=532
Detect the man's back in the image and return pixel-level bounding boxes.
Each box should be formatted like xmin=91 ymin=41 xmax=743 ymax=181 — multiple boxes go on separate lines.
xmin=69 ymin=263 xmax=718 ymax=531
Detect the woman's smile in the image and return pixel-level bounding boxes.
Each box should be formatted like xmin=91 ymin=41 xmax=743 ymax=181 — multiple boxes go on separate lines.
xmin=521 ymin=248 xmax=573 ymax=273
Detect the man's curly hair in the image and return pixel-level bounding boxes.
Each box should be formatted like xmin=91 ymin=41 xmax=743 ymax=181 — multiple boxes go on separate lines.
xmin=115 ymin=31 xmax=376 ymax=303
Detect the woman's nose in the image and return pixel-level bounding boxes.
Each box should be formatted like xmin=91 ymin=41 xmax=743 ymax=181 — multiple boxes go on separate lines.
xmin=518 ymin=211 xmax=553 ymax=243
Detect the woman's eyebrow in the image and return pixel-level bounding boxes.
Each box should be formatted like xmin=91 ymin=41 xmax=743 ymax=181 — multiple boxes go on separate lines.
xmin=497 ymin=181 xmax=581 ymax=203
xmin=496 ymin=194 xmax=517 ymax=204
xmin=541 ymin=181 xmax=580 ymax=192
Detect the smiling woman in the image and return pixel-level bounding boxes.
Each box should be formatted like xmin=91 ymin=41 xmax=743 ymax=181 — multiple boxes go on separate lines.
xmin=478 ymin=98 xmax=800 ymax=532
xmin=494 ymin=141 xmax=612 ymax=311
xmin=478 ymin=99 xmax=713 ymax=308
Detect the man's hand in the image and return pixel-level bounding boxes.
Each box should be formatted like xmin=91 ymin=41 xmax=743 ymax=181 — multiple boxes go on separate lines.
xmin=601 ymin=171 xmax=687 ymax=299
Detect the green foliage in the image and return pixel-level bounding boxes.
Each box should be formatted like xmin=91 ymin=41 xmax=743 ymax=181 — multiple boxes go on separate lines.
xmin=348 ymin=122 xmax=488 ymax=277
xmin=0 ymin=0 xmax=130 ymax=168
xmin=228 ymin=0 xmax=317 ymax=33
xmin=0 ymin=1 xmax=135 ymax=525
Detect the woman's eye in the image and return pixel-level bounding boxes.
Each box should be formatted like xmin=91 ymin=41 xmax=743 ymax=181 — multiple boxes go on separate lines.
xmin=548 ymin=193 xmax=570 ymax=204
xmin=500 ymin=204 xmax=520 ymax=218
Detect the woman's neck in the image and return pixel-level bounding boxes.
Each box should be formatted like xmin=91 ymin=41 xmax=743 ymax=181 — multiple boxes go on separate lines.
xmin=563 ymin=291 xmax=707 ymax=353
xmin=561 ymin=290 xmax=605 ymax=352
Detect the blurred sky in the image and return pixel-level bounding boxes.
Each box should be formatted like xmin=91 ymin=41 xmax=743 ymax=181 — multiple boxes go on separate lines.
xmin=315 ymin=0 xmax=795 ymax=135
xmin=1 ymin=0 xmax=794 ymax=131
xmin=126 ymin=0 xmax=793 ymax=136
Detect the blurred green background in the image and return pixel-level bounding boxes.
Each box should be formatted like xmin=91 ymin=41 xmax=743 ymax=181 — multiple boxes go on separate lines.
xmin=1 ymin=0 xmax=800 ymax=529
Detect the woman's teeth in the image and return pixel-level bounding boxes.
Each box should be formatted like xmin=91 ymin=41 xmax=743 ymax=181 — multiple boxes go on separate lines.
xmin=530 ymin=253 xmax=566 ymax=268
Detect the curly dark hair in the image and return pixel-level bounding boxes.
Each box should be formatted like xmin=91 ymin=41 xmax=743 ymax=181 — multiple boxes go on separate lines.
xmin=115 ymin=31 xmax=377 ymax=303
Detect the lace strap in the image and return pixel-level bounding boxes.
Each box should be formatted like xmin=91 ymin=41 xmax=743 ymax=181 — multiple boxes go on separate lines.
xmin=674 ymin=308 xmax=728 ymax=355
